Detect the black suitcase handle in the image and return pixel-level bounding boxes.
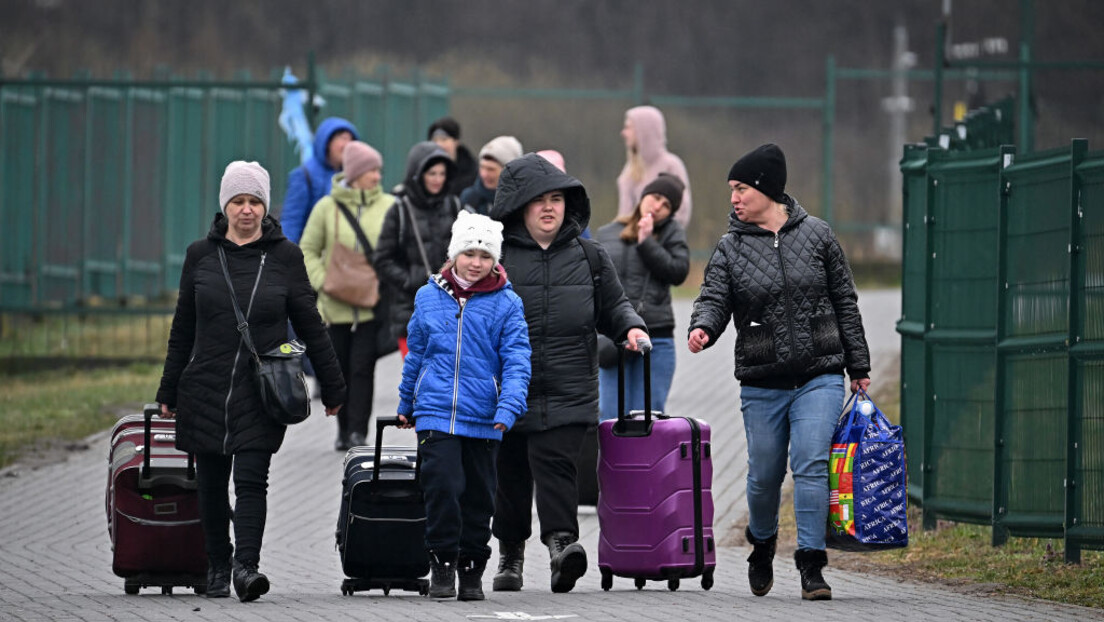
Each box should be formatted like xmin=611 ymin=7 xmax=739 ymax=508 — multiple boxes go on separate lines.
xmin=373 ymin=416 xmax=419 ymax=482
xmin=142 ymin=403 xmax=195 ymax=484
xmin=613 ymin=337 xmax=654 ymax=437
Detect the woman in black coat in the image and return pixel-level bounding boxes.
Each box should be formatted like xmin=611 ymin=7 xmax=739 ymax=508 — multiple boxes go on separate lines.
xmin=688 ymin=144 xmax=870 ymax=602
xmin=594 ymin=172 xmax=690 ymax=421
xmin=156 ymin=161 xmax=345 ymax=602
xmin=374 ymin=141 xmax=461 ymax=355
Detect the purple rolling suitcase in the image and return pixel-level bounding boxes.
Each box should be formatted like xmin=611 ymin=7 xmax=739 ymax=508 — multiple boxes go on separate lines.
xmin=597 ymin=342 xmax=716 ymax=591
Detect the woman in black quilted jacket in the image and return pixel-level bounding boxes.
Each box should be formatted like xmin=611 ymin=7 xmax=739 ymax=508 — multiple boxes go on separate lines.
xmin=688 ymin=144 xmax=870 ymax=602
xmin=156 ymin=161 xmax=345 ymax=603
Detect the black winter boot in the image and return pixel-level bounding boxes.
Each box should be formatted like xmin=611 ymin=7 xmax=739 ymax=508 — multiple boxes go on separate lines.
xmin=544 ymin=532 xmax=587 ymax=594
xmin=428 ymin=551 xmax=457 ymax=599
xmin=794 ymin=549 xmax=832 ymax=600
xmin=492 ymin=540 xmax=525 ymax=592
xmin=205 ymin=559 xmax=232 ymax=598
xmin=745 ymin=526 xmax=777 ymax=597
xmin=231 ymin=561 xmax=270 ymax=603
xmin=457 ymin=557 xmax=487 ymax=601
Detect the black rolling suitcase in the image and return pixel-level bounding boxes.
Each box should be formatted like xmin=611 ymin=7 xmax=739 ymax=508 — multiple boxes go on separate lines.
xmin=336 ymin=416 xmax=429 ymax=596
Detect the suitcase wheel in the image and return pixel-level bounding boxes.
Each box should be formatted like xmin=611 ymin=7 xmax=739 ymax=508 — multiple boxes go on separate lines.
xmin=701 ymin=568 xmax=714 ymax=591
xmin=417 ymin=579 xmax=429 ymax=596
xmin=382 ymin=585 xmax=391 ymax=596
xmin=161 ymin=586 xmax=173 ymax=595
xmin=667 ymin=578 xmax=679 ymax=592
xmin=600 ymin=568 xmax=612 ymax=591
xmin=124 ymin=579 xmax=140 ymax=595
xmin=634 ymin=577 xmax=646 ymax=590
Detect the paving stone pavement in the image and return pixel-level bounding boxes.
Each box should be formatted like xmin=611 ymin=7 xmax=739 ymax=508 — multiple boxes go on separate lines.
xmin=2 ymin=290 xmax=1102 ymax=621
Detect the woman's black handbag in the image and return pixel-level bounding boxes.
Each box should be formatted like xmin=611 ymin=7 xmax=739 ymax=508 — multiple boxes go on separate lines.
xmin=217 ymin=247 xmax=311 ymax=425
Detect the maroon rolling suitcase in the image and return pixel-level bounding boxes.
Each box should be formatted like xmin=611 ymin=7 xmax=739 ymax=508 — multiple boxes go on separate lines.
xmin=597 ymin=342 xmax=716 ymax=591
xmin=106 ymin=404 xmax=207 ymax=595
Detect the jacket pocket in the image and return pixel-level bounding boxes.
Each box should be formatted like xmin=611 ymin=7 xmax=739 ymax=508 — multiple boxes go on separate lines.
xmin=738 ymin=322 xmax=776 ymax=367
xmin=810 ymin=313 xmax=842 ymax=356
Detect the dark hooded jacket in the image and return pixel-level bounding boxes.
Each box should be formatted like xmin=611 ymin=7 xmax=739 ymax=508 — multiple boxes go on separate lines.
xmin=374 ymin=141 xmax=461 ymax=340
xmin=594 ymin=215 xmax=690 ymax=337
xmin=156 ymin=214 xmax=346 ymax=454
xmin=689 ymin=197 xmax=870 ymax=388
xmin=490 ymin=153 xmax=646 ymax=432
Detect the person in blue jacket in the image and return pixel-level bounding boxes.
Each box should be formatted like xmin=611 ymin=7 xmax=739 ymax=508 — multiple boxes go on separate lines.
xmin=396 ymin=211 xmax=531 ymax=602
xmin=280 ymin=117 xmax=359 ymax=243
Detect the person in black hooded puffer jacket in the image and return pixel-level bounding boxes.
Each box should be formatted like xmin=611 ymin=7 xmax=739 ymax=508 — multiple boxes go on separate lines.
xmin=688 ymin=144 xmax=870 ymax=603
xmin=157 ymin=161 xmax=346 ymax=603
xmin=374 ymin=141 xmax=461 ymax=356
xmin=488 ymin=152 xmax=648 ymax=595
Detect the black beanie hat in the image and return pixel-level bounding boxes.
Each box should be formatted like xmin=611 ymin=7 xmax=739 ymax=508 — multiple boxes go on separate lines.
xmin=727 ymin=143 xmax=787 ymax=202
xmin=427 ymin=116 xmax=461 ymax=140
xmin=640 ymin=173 xmax=686 ymax=213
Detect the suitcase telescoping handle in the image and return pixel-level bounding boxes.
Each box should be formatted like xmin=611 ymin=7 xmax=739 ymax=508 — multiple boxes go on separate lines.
xmin=142 ymin=403 xmax=195 ymax=482
xmin=372 ymin=416 xmax=420 ymax=482
xmin=614 ymin=337 xmax=653 ymax=437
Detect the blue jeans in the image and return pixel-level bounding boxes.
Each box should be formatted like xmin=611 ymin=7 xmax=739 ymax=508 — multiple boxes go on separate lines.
xmin=740 ymin=373 xmax=844 ymax=551
xmin=598 ymin=337 xmax=676 ymax=421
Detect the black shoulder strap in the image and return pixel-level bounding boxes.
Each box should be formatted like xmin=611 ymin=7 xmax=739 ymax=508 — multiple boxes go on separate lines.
xmin=578 ymin=237 xmax=602 ymax=320
xmin=333 ymin=199 xmax=374 ymax=257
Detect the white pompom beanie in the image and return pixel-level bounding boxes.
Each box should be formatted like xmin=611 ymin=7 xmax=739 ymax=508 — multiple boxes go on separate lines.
xmin=447 ymin=211 xmax=503 ymax=263
xmin=219 ymin=160 xmax=270 ymax=214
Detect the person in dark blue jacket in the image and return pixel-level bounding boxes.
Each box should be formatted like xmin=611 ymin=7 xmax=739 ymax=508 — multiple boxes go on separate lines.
xmin=280 ymin=117 xmax=358 ymax=243
xmin=396 ymin=211 xmax=532 ymax=602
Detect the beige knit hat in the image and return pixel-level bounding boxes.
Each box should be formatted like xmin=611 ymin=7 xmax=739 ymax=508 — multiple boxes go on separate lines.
xmin=479 ymin=136 xmax=524 ymax=168
xmin=219 ymin=161 xmax=270 ymax=214
xmin=343 ymin=141 xmax=383 ymax=182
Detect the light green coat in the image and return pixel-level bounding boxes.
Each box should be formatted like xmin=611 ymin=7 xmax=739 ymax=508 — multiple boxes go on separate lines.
xmin=300 ymin=174 xmax=395 ymax=326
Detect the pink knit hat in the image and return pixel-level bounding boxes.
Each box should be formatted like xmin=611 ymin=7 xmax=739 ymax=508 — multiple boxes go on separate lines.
xmin=343 ymin=141 xmax=383 ymax=182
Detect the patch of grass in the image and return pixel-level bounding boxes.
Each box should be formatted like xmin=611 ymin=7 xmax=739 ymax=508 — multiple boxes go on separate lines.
xmin=0 ymin=363 xmax=162 ymax=469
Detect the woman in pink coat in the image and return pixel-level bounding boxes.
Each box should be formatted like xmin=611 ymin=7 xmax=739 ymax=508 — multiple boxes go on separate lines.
xmin=617 ymin=106 xmax=692 ymax=229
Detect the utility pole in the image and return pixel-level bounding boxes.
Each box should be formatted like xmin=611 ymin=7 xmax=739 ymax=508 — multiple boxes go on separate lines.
xmin=884 ymin=24 xmax=915 ymax=247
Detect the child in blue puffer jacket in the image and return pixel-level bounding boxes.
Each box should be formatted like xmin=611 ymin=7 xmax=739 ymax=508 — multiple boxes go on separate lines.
xmin=396 ymin=210 xmax=531 ymax=602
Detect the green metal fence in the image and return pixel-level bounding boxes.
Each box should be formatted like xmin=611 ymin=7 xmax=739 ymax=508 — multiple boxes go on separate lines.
xmin=0 ymin=70 xmax=446 ymax=312
xmin=898 ymin=137 xmax=1104 ymax=561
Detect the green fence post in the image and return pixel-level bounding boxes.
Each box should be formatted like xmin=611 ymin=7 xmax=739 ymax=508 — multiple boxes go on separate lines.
xmin=1018 ymin=0 xmax=1035 ymax=154
xmin=306 ymin=51 xmax=317 ymax=130
xmin=933 ymin=21 xmax=946 ymax=138
xmin=121 ymin=77 xmax=134 ymax=300
xmin=821 ymin=55 xmax=836 ymax=226
xmin=921 ymin=148 xmax=941 ymax=531
xmin=991 ymin=145 xmax=1016 ymax=547
xmin=1065 ymin=138 xmax=1089 ymax=563
xmin=633 ymin=63 xmax=644 ymax=105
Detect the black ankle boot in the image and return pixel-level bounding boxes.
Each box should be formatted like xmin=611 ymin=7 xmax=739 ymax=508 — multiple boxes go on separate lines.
xmin=745 ymin=527 xmax=777 ymax=597
xmin=544 ymin=532 xmax=586 ymax=594
xmin=457 ymin=557 xmax=487 ymax=601
xmin=794 ymin=549 xmax=832 ymax=600
xmin=205 ymin=560 xmax=232 ymax=598
xmin=428 ymin=551 xmax=457 ymax=599
xmin=232 ymin=562 xmax=270 ymax=603
xmin=492 ymin=540 xmax=525 ymax=592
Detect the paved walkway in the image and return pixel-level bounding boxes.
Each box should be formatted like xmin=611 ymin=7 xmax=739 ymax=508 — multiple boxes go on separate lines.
xmin=2 ymin=290 xmax=1101 ymax=621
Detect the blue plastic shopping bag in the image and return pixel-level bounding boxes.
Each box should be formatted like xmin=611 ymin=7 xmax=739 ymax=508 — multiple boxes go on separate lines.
xmin=827 ymin=390 xmax=908 ymax=551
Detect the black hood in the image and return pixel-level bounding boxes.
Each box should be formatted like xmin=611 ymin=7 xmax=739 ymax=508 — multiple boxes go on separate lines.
xmin=207 ymin=212 xmax=287 ymax=247
xmin=490 ymin=152 xmax=590 ymax=239
xmin=401 ymin=141 xmax=456 ymax=195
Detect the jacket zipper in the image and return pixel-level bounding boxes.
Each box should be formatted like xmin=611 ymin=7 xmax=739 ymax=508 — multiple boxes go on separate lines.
xmin=773 ymin=232 xmax=800 ymax=382
xmin=222 ymin=252 xmax=266 ymax=455
xmin=540 ymin=249 xmax=551 ymax=427
xmin=450 ymin=295 xmax=465 ymax=435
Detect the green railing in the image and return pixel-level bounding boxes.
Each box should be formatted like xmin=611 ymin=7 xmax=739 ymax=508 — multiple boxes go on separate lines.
xmin=0 ymin=68 xmax=447 ymax=313
xmin=898 ymin=137 xmax=1104 ymax=561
